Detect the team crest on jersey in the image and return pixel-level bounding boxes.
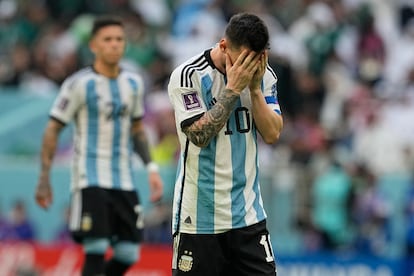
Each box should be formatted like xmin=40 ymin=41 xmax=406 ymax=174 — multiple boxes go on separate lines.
xmin=178 ymin=250 xmax=193 ymax=272
xmin=182 ymin=92 xmax=201 ymax=110
xmin=81 ymin=214 xmax=92 ymax=232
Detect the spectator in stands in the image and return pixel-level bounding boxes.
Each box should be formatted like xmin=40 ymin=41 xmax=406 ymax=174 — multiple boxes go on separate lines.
xmin=9 ymin=200 xmax=36 ymax=241
xmin=0 ymin=43 xmax=31 ymax=88
xmin=350 ymin=164 xmax=391 ymax=255
xmin=311 ymin=149 xmax=353 ymax=251
xmin=354 ymin=4 xmax=386 ymax=85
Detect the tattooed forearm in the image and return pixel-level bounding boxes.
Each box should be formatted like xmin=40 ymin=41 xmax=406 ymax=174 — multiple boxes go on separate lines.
xmin=184 ymin=89 xmax=239 ymax=147
xmin=132 ymin=128 xmax=152 ymax=164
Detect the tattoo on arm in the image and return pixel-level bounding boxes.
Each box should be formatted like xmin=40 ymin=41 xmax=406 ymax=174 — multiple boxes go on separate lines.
xmin=132 ymin=128 xmax=152 ymax=165
xmin=183 ymin=89 xmax=239 ymax=147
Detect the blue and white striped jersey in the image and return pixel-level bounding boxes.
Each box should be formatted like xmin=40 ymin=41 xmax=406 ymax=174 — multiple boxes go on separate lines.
xmin=168 ymin=50 xmax=281 ymax=234
xmin=50 ymin=67 xmax=145 ymax=191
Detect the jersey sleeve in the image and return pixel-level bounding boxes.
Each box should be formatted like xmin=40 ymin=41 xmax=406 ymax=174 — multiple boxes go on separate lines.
xmin=49 ymin=77 xmax=84 ymax=124
xmin=263 ymin=66 xmax=281 ymax=115
xmin=167 ymin=69 xmax=207 ymax=130
xmin=130 ymin=74 xmax=145 ymax=119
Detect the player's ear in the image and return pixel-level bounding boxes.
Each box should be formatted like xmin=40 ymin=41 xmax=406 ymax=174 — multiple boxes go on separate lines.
xmin=218 ymin=39 xmax=227 ymax=53
xmin=89 ymin=39 xmax=97 ymax=55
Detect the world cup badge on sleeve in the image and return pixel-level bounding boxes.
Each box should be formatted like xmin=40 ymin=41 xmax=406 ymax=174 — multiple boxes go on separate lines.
xmin=182 ymin=92 xmax=201 ymax=111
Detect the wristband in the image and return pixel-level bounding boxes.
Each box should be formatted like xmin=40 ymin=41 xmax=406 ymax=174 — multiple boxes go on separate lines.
xmin=146 ymin=162 xmax=159 ymax=173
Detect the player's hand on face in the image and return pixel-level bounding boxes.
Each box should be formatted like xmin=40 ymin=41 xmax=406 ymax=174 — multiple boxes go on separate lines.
xmin=35 ymin=178 xmax=53 ymax=209
xmin=225 ymin=49 xmax=261 ymax=94
xmin=249 ymin=51 xmax=267 ymax=92
xmin=148 ymin=172 xmax=163 ymax=203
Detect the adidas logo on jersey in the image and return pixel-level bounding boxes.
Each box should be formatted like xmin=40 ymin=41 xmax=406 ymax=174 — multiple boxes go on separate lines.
xmin=184 ymin=216 xmax=192 ymax=224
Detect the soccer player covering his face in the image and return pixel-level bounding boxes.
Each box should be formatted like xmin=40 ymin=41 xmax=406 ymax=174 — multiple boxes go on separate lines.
xmin=34 ymin=16 xmax=163 ymax=276
xmin=168 ymin=13 xmax=283 ymax=276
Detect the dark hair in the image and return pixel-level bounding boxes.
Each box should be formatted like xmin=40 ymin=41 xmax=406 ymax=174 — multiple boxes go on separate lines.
xmin=225 ymin=13 xmax=269 ymax=52
xmin=91 ymin=16 xmax=123 ymax=37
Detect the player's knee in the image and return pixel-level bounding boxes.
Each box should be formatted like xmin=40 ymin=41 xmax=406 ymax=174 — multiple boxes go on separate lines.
xmin=82 ymin=238 xmax=110 ymax=255
xmin=112 ymin=241 xmax=140 ymax=265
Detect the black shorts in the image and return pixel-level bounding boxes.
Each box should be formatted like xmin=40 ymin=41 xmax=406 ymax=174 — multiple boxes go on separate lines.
xmin=172 ymin=220 xmax=277 ymax=276
xmin=68 ymin=187 xmax=143 ymax=244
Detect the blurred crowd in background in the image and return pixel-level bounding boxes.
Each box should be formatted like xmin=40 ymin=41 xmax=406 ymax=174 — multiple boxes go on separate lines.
xmin=1 ymin=0 xmax=414 ymax=261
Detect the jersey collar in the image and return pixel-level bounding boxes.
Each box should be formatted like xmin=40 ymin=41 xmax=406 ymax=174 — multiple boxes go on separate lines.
xmin=204 ymin=49 xmax=217 ymax=71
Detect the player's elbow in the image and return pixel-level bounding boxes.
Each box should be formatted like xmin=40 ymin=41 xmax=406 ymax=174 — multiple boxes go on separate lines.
xmin=262 ymin=131 xmax=281 ymax=144
xmin=262 ymin=116 xmax=283 ymax=144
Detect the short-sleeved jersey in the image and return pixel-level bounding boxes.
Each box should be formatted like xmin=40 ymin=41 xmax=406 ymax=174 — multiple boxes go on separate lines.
xmin=50 ymin=67 xmax=145 ymax=191
xmin=168 ymin=49 xmax=281 ymax=234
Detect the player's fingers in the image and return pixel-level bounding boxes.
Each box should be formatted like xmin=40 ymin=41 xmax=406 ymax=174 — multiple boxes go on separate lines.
xmin=260 ymin=52 xmax=268 ymax=70
xmin=245 ymin=52 xmax=260 ymax=68
xmin=256 ymin=54 xmax=265 ymax=73
xmin=149 ymin=176 xmax=163 ymax=202
xmin=151 ymin=189 xmax=162 ymax=202
xmin=156 ymin=183 xmax=163 ymax=200
xmin=234 ymin=49 xmax=249 ymax=66
xmin=36 ymin=197 xmax=50 ymax=209
xmin=241 ymin=51 xmax=256 ymax=68
xmin=250 ymin=51 xmax=261 ymax=61
xmin=246 ymin=56 xmax=260 ymax=75
xmin=263 ymin=50 xmax=268 ymax=63
xmin=225 ymin=52 xmax=233 ymax=71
